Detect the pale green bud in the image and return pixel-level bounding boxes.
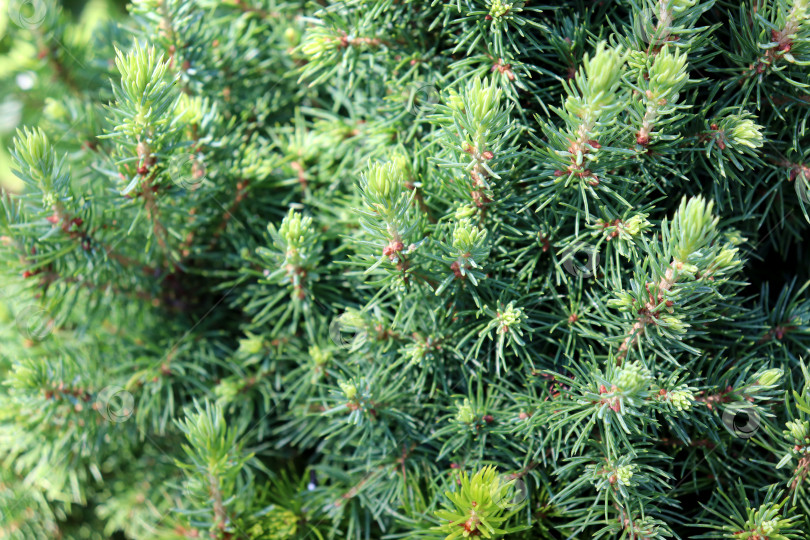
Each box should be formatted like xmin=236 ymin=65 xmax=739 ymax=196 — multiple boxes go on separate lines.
xmin=300 ymin=28 xmax=340 ymax=60
xmin=662 ymin=316 xmax=687 ymax=333
xmin=608 ymin=291 xmax=636 ymax=310
xmin=713 ymin=246 xmax=739 ymax=269
xmin=337 ymin=310 xmax=366 ymax=329
xmin=279 ymin=210 xmax=313 ymax=246
xmin=43 ymin=98 xmax=68 ymax=121
xmin=454 ymin=204 xmax=478 ymax=220
xmin=622 ymin=215 xmax=648 ymax=236
xmin=42 ymin=191 xmax=57 ymax=209
xmin=284 ymin=27 xmax=300 ymax=47
xmin=446 ymin=89 xmax=465 ymax=113
xmin=756 ymin=368 xmax=782 ymax=387
xmin=648 ymin=46 xmax=688 ymax=100
xmin=724 ymin=229 xmax=746 ymax=246
xmin=669 ymin=388 xmax=694 ymax=411
xmin=238 ymin=333 xmax=264 ymax=355
xmin=761 ymin=519 xmax=778 ymax=535
xmin=456 ymin=398 xmax=476 ymax=424
xmin=247 ymin=506 xmax=298 ymax=539
xmin=272 ymin=209 xmax=320 ymax=269
xmin=720 ymin=114 xmax=764 ymax=149
xmin=309 ymin=345 xmax=331 ymax=367
xmin=671 ymin=196 xmax=719 ymax=261
xmin=489 ymin=0 xmax=513 ymax=19
xmin=178 ymin=94 xmax=205 ymax=125
xmin=364 ymin=160 xmax=403 ymax=203
xmin=786 ymin=419 xmax=810 ymax=440
xmin=671 ymin=0 xmax=698 ymax=14
xmin=584 ymin=43 xmax=625 ymax=101
xmin=615 ymin=361 xmax=651 ymax=393
xmin=496 ymin=303 xmax=523 ymax=332
xmin=463 ymin=77 xmax=502 ymax=126
xmin=339 ymin=381 xmax=358 ymax=400
xmin=731 ymin=119 xmax=764 ymax=149
xmin=452 ymin=218 xmax=485 ymax=252
xmin=114 ymin=44 xmax=169 ymax=101
xmin=214 ymin=378 xmax=243 ymax=401
xmin=791 ymin=0 xmax=810 ymax=20
xmin=408 ymin=341 xmax=428 ymax=365
xmin=615 ymin=465 xmax=634 ymax=485
xmin=14 ymin=127 xmax=52 ymax=169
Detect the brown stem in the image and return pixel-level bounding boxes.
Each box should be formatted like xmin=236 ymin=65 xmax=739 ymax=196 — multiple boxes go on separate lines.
xmin=141 ymin=172 xmax=173 ymax=265
xmin=616 ymin=264 xmax=678 ymax=364
xmin=208 ymin=473 xmax=232 ymax=539
xmin=231 ymin=0 xmax=281 ymax=19
xmin=209 ymin=180 xmax=249 ymax=248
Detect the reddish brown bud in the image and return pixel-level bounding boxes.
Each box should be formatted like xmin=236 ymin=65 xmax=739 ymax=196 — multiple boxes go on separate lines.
xmin=383 ymin=240 xmax=404 ymax=261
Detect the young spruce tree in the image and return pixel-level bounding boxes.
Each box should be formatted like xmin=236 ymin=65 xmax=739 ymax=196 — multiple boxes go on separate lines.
xmin=2 ymin=0 xmax=810 ymax=538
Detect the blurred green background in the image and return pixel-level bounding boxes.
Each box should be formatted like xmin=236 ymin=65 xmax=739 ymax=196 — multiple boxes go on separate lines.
xmin=0 ymin=0 xmax=126 ymax=191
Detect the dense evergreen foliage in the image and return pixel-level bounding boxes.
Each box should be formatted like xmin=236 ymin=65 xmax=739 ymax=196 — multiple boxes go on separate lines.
xmin=2 ymin=0 xmax=810 ymax=538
